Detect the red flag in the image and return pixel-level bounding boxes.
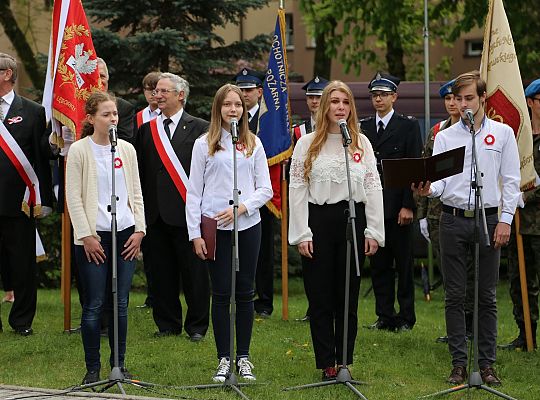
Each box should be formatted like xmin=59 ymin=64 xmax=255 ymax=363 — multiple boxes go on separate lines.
xmin=43 ymin=0 xmax=102 ymax=140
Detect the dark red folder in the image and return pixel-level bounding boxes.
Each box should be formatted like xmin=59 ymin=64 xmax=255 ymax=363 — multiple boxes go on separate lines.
xmin=201 ymin=215 xmax=217 ymax=261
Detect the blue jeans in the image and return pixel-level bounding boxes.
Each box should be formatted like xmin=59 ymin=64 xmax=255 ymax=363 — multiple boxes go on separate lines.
xmin=75 ymin=227 xmax=136 ymax=372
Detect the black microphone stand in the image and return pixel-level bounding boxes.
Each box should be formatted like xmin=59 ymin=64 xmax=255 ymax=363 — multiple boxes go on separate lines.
xmin=284 ymin=128 xmax=368 ymax=399
xmin=75 ymin=134 xmax=155 ymax=395
xmin=420 ymin=118 xmax=516 ymax=400
xmin=179 ymin=122 xmax=253 ymax=399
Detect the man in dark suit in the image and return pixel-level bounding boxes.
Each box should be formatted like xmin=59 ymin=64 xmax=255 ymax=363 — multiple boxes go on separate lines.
xmin=235 ymin=68 xmax=275 ymax=318
xmin=293 ymin=76 xmax=329 ymax=142
xmin=96 ymin=58 xmax=135 ymax=142
xmin=136 ymin=72 xmax=209 ymax=340
xmin=0 ymin=52 xmax=53 ymax=335
xmin=361 ymin=72 xmax=422 ymax=331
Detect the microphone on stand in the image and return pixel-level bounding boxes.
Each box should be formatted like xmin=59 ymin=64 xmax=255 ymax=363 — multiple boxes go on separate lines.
xmin=464 ymin=109 xmax=475 ymax=126
xmin=338 ymin=119 xmax=352 ymax=145
xmin=108 ymin=124 xmax=118 ymax=147
xmin=230 ymin=118 xmax=239 ymax=143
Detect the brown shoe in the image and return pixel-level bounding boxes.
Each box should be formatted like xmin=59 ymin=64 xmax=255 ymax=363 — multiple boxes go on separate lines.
xmin=447 ymin=366 xmax=467 ymax=385
xmin=480 ymin=366 xmax=501 ymax=386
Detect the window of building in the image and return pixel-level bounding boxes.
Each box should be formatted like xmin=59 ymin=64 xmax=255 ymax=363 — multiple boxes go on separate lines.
xmin=285 ymin=13 xmax=294 ymax=50
xmin=465 ymin=39 xmax=483 ymax=57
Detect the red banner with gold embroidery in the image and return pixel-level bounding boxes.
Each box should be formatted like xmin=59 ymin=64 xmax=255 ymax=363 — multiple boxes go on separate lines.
xmin=43 ymin=0 xmax=102 ymax=140
xmin=480 ymin=0 xmax=535 ymax=191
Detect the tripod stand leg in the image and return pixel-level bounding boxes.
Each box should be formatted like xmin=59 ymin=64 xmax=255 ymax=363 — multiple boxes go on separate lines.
xmin=283 ymin=380 xmax=337 ymax=391
xmin=344 ymin=381 xmax=369 ymax=400
xmin=418 ymin=384 xmax=469 ymax=398
xmin=230 ymin=384 xmax=251 ymax=400
xmin=479 ymin=385 xmax=518 ymax=400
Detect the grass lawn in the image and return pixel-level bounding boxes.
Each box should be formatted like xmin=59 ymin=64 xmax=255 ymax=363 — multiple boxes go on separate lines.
xmin=0 ymin=277 xmax=538 ymax=399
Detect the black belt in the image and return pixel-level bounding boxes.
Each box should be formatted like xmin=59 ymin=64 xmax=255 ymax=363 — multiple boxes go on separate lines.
xmin=442 ymin=205 xmax=498 ymax=218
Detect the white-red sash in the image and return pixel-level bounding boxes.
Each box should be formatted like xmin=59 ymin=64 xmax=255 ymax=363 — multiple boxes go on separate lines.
xmin=0 ymin=121 xmax=41 ymax=216
xmin=136 ymin=110 xmax=144 ymax=128
xmin=293 ymin=123 xmax=307 ymax=141
xmin=149 ymin=118 xmax=189 ymax=202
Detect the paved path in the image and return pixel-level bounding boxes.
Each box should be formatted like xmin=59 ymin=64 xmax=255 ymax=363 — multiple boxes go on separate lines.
xmin=0 ymin=384 xmax=175 ymax=400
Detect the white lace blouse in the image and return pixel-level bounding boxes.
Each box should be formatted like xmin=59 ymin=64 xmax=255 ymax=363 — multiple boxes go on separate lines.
xmin=288 ymin=132 xmax=385 ymax=246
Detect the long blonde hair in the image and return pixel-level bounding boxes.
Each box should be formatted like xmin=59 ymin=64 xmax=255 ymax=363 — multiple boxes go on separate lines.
xmin=304 ymin=81 xmax=363 ymax=181
xmin=207 ymin=84 xmax=256 ymax=157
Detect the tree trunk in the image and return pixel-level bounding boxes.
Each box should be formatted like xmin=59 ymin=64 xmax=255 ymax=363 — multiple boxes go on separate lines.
xmin=385 ymin=36 xmax=406 ymax=79
xmin=0 ymin=0 xmax=43 ymax=89
xmin=313 ymin=24 xmax=333 ymax=79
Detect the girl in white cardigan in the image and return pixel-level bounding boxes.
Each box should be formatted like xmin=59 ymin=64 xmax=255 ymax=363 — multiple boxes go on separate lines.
xmin=66 ymin=91 xmax=145 ymax=385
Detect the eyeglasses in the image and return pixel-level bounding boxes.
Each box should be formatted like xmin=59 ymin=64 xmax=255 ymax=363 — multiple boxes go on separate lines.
xmin=370 ymin=92 xmax=392 ymax=100
xmin=152 ymin=88 xmax=178 ymax=96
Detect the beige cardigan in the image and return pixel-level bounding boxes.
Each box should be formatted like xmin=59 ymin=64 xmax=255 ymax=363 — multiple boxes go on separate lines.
xmin=66 ymin=136 xmax=146 ymax=245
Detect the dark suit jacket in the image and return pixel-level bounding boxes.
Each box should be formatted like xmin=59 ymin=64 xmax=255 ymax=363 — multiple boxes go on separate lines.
xmin=361 ymin=112 xmax=422 ymax=220
xmin=136 ymin=110 xmax=209 ymax=227
xmin=249 ymin=107 xmax=260 ymax=134
xmin=116 ymin=97 xmax=135 ymax=143
xmin=0 ymin=94 xmax=53 ymax=217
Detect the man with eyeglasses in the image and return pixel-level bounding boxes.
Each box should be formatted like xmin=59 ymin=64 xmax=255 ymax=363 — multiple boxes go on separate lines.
xmin=499 ymin=78 xmax=540 ymax=351
xmin=0 ymin=52 xmax=54 ymax=336
xmin=135 ymin=72 xmax=210 ymax=341
xmin=360 ymin=71 xmax=422 ymax=332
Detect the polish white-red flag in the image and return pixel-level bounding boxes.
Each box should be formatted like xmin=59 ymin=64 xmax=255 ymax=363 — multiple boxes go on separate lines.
xmin=42 ymin=0 xmax=102 ymax=142
xmin=480 ymin=0 xmax=535 ymax=190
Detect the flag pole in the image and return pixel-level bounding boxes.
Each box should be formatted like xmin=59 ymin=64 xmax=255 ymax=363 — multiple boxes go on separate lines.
xmin=281 ymin=163 xmax=289 ymax=321
xmin=514 ymin=210 xmax=534 ymax=351
xmin=61 ymin=192 xmax=72 ymax=332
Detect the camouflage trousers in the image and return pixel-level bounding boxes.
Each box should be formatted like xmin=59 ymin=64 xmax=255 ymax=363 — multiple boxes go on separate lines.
xmin=507 ymin=234 xmax=540 ymax=323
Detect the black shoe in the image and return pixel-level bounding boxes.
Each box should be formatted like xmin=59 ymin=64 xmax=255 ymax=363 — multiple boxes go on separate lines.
xmin=295 ymin=315 xmax=310 ymax=322
xmin=398 ymin=323 xmax=413 ymax=332
xmin=256 ymin=310 xmax=271 ymax=319
xmin=435 ymin=335 xmax=448 ymax=343
xmin=82 ymin=370 xmax=100 ymax=385
xmin=120 ymin=367 xmax=132 ymax=379
xmin=365 ymin=319 xmax=394 ymax=331
xmin=136 ymin=303 xmax=150 ymax=309
xmin=498 ymin=335 xmax=526 ymax=350
xmin=189 ymin=333 xmax=204 ymax=342
xmin=154 ymin=330 xmax=181 ymax=338
xmin=14 ymin=327 xmax=33 ymax=336
xmin=100 ymin=327 xmax=108 ymax=337
xmin=447 ymin=366 xmax=467 ymax=385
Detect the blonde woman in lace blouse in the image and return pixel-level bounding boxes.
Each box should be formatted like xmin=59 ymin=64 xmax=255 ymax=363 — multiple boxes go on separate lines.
xmin=289 ymin=80 xmax=384 ymax=381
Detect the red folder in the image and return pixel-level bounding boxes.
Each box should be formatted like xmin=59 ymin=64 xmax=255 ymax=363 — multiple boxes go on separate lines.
xmin=201 ymin=215 xmax=217 ymax=261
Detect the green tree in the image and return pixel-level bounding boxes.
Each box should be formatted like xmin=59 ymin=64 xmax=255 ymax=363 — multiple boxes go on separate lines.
xmin=83 ymin=0 xmax=271 ymax=118
xmin=300 ymin=0 xmax=540 ymax=80
xmin=0 ymin=0 xmax=51 ymax=91
xmin=432 ymin=0 xmax=540 ymax=79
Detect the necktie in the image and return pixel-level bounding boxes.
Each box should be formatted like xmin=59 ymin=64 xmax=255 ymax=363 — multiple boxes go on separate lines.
xmin=164 ymin=118 xmax=173 ymax=140
xmin=377 ymin=120 xmax=385 ymax=137
xmin=248 ymin=113 xmax=253 ymax=123
xmin=0 ymin=98 xmax=5 ymax=122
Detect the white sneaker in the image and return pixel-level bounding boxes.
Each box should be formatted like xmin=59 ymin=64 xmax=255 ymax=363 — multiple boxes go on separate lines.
xmin=213 ymin=357 xmax=230 ymax=382
xmin=237 ymin=357 xmax=256 ymax=381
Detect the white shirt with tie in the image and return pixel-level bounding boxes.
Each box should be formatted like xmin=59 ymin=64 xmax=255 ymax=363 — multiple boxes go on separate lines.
xmin=159 ymin=108 xmax=184 ymax=140
xmin=0 ymin=90 xmax=15 ymax=121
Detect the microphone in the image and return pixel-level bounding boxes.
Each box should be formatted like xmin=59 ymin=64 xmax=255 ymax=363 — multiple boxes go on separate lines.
xmin=464 ymin=109 xmax=475 ymax=126
xmin=108 ymin=124 xmax=118 ymax=146
xmin=230 ymin=118 xmax=239 ymax=142
xmin=338 ymin=119 xmax=352 ymax=145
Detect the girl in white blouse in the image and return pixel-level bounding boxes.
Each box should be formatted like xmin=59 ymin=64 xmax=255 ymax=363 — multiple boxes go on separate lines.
xmin=186 ymin=84 xmax=272 ymax=383
xmin=289 ymin=80 xmax=384 ymax=380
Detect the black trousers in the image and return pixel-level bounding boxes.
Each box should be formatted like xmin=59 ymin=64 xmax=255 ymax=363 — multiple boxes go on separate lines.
xmin=145 ymin=217 xmax=210 ymax=335
xmin=254 ymin=206 xmax=275 ymax=314
xmin=209 ymin=223 xmax=261 ymax=359
xmin=0 ymin=215 xmax=37 ymax=330
xmin=370 ymin=219 xmax=415 ymax=328
xmin=302 ymin=202 xmax=366 ymax=369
